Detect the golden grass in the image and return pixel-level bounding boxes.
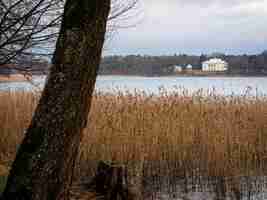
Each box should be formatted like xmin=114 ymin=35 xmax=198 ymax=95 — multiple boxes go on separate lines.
xmin=1 ymin=90 xmax=267 ymax=185
xmin=0 ymin=91 xmax=38 ymax=165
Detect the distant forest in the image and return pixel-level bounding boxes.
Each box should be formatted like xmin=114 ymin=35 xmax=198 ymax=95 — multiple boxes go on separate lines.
xmin=1 ymin=51 xmax=267 ymax=76
xmin=99 ymin=51 xmax=267 ymax=76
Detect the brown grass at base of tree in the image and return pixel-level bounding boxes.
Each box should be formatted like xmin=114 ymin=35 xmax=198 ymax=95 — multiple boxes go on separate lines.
xmin=1 ymin=90 xmax=267 ymax=187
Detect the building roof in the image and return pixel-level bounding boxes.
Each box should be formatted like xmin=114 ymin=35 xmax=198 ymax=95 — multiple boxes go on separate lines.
xmin=202 ymin=58 xmax=227 ymax=64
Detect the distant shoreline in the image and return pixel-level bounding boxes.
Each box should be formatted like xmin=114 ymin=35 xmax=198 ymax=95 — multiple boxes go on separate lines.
xmin=99 ymin=73 xmax=267 ymax=78
xmin=167 ymin=73 xmax=267 ymax=78
xmin=0 ymin=74 xmax=29 ymax=83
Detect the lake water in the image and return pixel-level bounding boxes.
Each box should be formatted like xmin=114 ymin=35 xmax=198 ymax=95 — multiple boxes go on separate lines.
xmin=1 ymin=75 xmax=267 ymax=96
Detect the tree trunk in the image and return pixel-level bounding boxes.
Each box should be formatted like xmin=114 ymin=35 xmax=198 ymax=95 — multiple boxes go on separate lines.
xmin=1 ymin=1 xmax=111 ymax=200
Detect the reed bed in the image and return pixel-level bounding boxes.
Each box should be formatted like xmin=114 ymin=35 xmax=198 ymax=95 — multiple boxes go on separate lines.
xmin=1 ymin=89 xmax=267 ymax=198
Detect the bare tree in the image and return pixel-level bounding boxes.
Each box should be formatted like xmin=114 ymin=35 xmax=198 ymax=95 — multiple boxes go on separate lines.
xmin=0 ymin=0 xmax=61 ymax=66
xmin=1 ymin=0 xmax=140 ymax=200
xmin=0 ymin=0 xmax=140 ymax=71
xmin=1 ymin=0 xmax=111 ymax=199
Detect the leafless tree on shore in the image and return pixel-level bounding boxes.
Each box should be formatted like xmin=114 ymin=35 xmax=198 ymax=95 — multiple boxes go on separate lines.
xmin=1 ymin=1 xmax=141 ymax=200
xmin=0 ymin=0 xmax=140 ymax=71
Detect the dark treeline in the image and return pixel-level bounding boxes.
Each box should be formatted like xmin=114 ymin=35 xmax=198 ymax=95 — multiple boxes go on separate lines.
xmin=99 ymin=51 xmax=267 ymax=76
xmin=1 ymin=51 xmax=267 ymax=76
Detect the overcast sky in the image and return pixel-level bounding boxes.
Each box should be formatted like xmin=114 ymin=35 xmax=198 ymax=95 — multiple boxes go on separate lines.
xmin=105 ymin=0 xmax=267 ymax=55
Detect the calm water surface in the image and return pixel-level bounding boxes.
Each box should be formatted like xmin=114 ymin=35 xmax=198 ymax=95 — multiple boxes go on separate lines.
xmin=1 ymin=75 xmax=267 ymax=96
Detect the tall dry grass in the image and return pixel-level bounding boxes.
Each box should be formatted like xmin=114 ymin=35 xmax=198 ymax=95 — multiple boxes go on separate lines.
xmin=1 ymin=89 xmax=267 ymax=196
xmin=0 ymin=91 xmax=38 ymax=165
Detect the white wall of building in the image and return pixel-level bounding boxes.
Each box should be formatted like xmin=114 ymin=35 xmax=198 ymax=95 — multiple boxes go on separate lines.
xmin=173 ymin=65 xmax=183 ymax=72
xmin=186 ymin=64 xmax=193 ymax=70
xmin=202 ymin=58 xmax=228 ymax=72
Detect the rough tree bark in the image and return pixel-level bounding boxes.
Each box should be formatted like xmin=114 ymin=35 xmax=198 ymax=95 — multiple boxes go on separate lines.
xmin=1 ymin=0 xmax=111 ymax=199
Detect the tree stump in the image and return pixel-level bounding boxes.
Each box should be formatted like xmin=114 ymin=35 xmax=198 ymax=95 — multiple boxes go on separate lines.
xmin=70 ymin=161 xmax=143 ymax=200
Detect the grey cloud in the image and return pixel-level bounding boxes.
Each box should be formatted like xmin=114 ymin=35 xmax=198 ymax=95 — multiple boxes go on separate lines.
xmin=106 ymin=0 xmax=267 ymax=55
xmin=147 ymin=0 xmax=264 ymax=8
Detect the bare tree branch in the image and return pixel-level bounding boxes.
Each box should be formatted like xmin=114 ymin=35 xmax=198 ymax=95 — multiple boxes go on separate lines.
xmin=0 ymin=0 xmax=141 ymax=75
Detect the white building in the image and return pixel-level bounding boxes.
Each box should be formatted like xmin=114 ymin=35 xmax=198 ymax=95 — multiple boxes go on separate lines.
xmin=173 ymin=65 xmax=183 ymax=73
xmin=186 ymin=64 xmax=193 ymax=70
xmin=202 ymin=58 xmax=228 ymax=72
